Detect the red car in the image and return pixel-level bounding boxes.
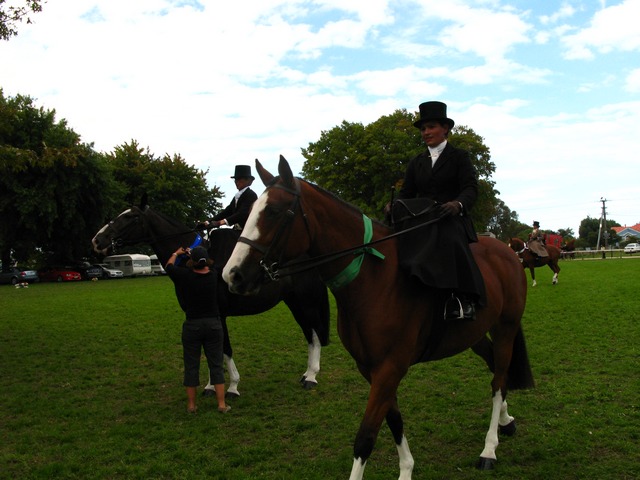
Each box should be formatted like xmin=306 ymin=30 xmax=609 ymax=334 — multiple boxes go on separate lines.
xmin=37 ymin=267 xmax=82 ymax=282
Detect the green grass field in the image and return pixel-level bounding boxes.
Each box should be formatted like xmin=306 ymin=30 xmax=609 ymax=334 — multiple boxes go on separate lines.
xmin=1 ymin=258 xmax=639 ymax=479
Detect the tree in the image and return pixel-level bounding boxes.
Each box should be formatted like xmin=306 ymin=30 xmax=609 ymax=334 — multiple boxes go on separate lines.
xmin=301 ymin=108 xmax=500 ymax=231
xmin=577 ymin=216 xmax=620 ymax=248
xmin=557 ymin=228 xmax=575 ymax=239
xmin=106 ymin=140 xmax=223 ymax=227
xmin=0 ymin=90 xmax=122 ymax=267
xmin=486 ymin=200 xmax=529 ymax=240
xmin=0 ymin=0 xmax=44 ymax=41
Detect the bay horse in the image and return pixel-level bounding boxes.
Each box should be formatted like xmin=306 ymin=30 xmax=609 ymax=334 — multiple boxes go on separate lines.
xmin=91 ymin=200 xmax=330 ymax=397
xmin=223 ymin=156 xmax=534 ymax=478
xmin=561 ymin=239 xmax=576 ymax=260
xmin=508 ymin=237 xmax=561 ymax=286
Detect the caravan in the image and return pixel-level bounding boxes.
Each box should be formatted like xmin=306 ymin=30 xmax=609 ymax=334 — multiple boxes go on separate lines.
xmin=102 ymin=254 xmax=152 ymax=277
xmin=149 ymin=255 xmax=166 ymax=275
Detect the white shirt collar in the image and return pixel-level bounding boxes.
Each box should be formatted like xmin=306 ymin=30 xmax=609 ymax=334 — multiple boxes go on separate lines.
xmin=428 ymin=140 xmax=447 ymax=165
xmin=234 ymin=186 xmax=249 ymax=202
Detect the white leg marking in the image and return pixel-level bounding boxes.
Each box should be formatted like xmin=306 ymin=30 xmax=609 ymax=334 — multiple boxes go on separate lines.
xmin=479 ymin=391 xmax=503 ymax=460
xmin=349 ymin=458 xmax=366 ymax=480
xmin=531 ymin=279 xmax=537 ymax=287
xmin=552 ymin=272 xmax=558 ymax=284
xmin=302 ymin=331 xmax=321 ymax=384
xmin=225 ymin=354 xmax=241 ymax=396
xmin=204 ymin=354 xmax=240 ymax=395
xmin=397 ymin=435 xmax=414 ymax=480
xmin=499 ymin=399 xmax=514 ymax=427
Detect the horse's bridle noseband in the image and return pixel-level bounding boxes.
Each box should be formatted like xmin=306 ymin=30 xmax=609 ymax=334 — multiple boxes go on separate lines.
xmin=237 ymin=178 xmax=309 ymax=281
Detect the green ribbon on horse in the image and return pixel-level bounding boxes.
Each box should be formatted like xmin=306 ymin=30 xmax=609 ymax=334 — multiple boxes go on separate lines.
xmin=326 ymin=214 xmax=385 ymax=290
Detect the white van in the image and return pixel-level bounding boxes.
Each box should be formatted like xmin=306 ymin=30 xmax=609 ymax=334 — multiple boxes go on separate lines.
xmin=102 ymin=254 xmax=152 ymax=277
xmin=149 ymin=254 xmax=166 ymax=275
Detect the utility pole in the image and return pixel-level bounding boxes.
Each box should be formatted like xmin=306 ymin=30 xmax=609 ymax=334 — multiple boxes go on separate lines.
xmin=596 ymin=197 xmax=608 ymax=258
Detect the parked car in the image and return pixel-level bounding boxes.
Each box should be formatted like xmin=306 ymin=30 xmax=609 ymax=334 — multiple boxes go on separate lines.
xmin=624 ymin=243 xmax=640 ymax=254
xmin=37 ymin=267 xmax=82 ymax=282
xmin=0 ymin=267 xmax=40 ymax=285
xmin=74 ymin=262 xmax=103 ymax=280
xmin=94 ymin=264 xmax=124 ymax=279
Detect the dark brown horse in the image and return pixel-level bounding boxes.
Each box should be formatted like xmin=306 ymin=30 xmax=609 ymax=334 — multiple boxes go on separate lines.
xmin=92 ymin=201 xmax=330 ymax=397
xmin=508 ymin=237 xmax=561 ymax=286
xmin=223 ymin=156 xmax=534 ymax=478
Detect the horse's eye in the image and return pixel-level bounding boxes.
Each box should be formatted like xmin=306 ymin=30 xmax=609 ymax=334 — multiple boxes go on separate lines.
xmin=265 ymin=204 xmax=283 ymax=218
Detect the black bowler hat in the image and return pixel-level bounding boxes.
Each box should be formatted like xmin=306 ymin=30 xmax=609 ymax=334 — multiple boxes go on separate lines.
xmin=231 ymin=165 xmax=254 ymax=179
xmin=413 ymin=101 xmax=455 ymax=129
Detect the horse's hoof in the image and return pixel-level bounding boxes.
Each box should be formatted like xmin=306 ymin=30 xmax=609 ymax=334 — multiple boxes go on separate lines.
xmin=202 ymin=389 xmax=216 ymax=397
xmin=299 ymin=375 xmax=318 ymax=390
xmin=476 ymin=457 xmax=496 ymax=470
xmin=302 ymin=380 xmax=318 ymax=390
xmin=225 ymin=391 xmax=240 ymax=399
xmin=499 ymin=420 xmax=517 ymax=436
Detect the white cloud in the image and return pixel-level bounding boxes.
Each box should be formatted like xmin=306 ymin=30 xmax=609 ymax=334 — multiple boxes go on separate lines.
xmin=561 ymin=0 xmax=640 ymax=60
xmin=1 ymin=0 xmax=639 ymax=233
xmin=539 ymin=3 xmax=576 ymax=25
xmin=624 ymin=68 xmax=640 ymax=93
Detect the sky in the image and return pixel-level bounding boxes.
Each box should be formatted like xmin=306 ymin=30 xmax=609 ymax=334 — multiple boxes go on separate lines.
xmin=2 ymin=0 xmax=639 ymax=237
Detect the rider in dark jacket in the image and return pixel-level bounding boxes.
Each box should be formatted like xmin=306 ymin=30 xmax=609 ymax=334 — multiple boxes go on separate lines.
xmin=397 ymin=101 xmax=485 ymax=320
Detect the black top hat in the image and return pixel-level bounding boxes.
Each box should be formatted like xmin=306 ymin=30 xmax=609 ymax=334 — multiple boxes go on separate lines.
xmin=413 ymin=101 xmax=455 ymax=129
xmin=231 ymin=165 xmax=254 ymax=179
xmin=533 ymin=221 xmax=540 ymax=227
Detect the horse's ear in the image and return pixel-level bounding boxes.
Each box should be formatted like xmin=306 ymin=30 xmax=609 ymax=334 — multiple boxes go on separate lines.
xmin=256 ymin=158 xmax=274 ymax=187
xmin=277 ymin=155 xmax=294 ymax=188
xmin=139 ymin=193 xmax=148 ymax=209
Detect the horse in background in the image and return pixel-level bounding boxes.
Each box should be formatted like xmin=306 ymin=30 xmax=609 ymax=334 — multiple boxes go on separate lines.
xmin=508 ymin=237 xmax=561 ymax=286
xmin=92 ymin=201 xmax=330 ymax=397
xmin=223 ymin=156 xmax=534 ymax=478
xmin=561 ymin=239 xmax=576 ymax=260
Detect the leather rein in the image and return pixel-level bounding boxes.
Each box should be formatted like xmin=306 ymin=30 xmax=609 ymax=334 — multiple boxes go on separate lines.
xmin=236 ymin=177 xmax=444 ymax=282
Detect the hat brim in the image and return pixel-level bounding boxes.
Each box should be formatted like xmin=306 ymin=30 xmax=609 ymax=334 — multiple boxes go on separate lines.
xmin=413 ymin=118 xmax=455 ymax=129
xmin=231 ymin=175 xmax=255 ymax=180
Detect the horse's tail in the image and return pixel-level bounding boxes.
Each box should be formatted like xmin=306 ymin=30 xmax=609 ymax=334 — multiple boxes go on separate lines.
xmin=507 ymin=326 xmax=535 ymax=390
xmin=312 ymin=273 xmax=331 ymax=346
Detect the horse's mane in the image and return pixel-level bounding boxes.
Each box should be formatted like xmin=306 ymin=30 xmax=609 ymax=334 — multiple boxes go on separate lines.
xmin=140 ymin=206 xmax=189 ymax=230
xmin=299 ymin=178 xmax=388 ymax=228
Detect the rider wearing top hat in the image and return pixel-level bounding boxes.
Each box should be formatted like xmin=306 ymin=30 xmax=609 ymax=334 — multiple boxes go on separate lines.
xmin=201 ymin=165 xmax=258 ymax=229
xmin=528 ymin=221 xmax=548 ymax=257
xmin=396 ymin=101 xmax=485 ymax=320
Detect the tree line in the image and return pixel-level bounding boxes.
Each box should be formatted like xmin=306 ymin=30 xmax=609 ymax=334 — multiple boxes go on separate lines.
xmin=0 ymin=90 xmax=222 ymax=268
xmin=3 ymin=89 xmax=626 ymax=270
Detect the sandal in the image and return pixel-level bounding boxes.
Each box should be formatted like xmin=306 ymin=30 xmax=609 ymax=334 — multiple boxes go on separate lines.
xmin=218 ymin=405 xmax=231 ymax=413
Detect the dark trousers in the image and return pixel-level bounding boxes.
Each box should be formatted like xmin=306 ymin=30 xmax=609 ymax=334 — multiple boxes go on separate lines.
xmin=181 ymin=317 xmax=224 ymax=387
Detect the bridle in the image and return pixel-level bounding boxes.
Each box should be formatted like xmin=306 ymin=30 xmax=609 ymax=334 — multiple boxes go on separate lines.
xmin=105 ymin=207 xmax=203 ymax=254
xmin=510 ymin=239 xmax=528 ymax=256
xmin=236 ymin=178 xmax=311 ymax=281
xmin=236 ymin=177 xmax=445 ymax=283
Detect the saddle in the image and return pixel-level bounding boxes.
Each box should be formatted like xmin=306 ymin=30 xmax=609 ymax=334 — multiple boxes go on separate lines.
xmin=391 ymin=198 xmax=440 ymax=232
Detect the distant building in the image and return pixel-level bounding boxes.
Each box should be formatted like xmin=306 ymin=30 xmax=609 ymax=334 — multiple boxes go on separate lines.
xmin=612 ymin=222 xmax=640 ymax=240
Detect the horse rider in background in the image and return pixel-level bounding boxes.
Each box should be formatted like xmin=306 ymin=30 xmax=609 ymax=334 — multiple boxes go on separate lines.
xmin=528 ymin=221 xmax=549 ymax=258
xmin=199 ymin=165 xmax=258 ymax=230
